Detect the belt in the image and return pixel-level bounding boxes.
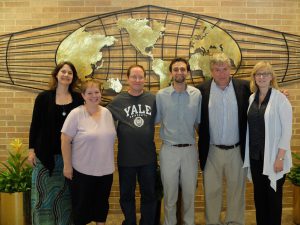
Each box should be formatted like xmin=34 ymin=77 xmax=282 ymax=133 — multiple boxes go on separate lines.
xmin=172 ymin=144 xmax=192 ymax=148
xmin=214 ymin=142 xmax=240 ymax=150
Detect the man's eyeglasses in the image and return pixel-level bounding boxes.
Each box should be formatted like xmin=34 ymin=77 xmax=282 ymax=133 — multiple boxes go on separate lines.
xmin=129 ymin=75 xmax=144 ymax=81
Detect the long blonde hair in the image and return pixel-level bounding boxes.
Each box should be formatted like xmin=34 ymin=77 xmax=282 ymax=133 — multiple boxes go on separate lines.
xmin=250 ymin=61 xmax=279 ymax=93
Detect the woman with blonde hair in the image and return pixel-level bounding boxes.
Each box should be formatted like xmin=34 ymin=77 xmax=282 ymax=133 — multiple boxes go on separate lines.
xmin=243 ymin=61 xmax=293 ymax=225
xmin=61 ymin=80 xmax=116 ymax=225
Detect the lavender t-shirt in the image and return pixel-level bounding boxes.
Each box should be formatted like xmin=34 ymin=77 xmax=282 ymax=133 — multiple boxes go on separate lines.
xmin=61 ymin=105 xmax=116 ymax=176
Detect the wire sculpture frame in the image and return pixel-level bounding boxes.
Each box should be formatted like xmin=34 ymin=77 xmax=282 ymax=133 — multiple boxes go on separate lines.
xmin=0 ymin=5 xmax=299 ymax=103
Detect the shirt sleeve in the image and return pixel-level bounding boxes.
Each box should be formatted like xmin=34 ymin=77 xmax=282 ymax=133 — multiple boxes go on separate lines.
xmin=155 ymin=92 xmax=162 ymax=124
xmin=106 ymin=98 xmax=120 ymax=121
xmin=196 ymin=91 xmax=202 ymax=125
xmin=106 ymin=107 xmax=117 ymax=130
xmin=29 ymin=93 xmax=43 ymax=149
xmin=278 ymin=94 xmax=293 ymax=151
xmin=61 ymin=108 xmax=79 ymax=138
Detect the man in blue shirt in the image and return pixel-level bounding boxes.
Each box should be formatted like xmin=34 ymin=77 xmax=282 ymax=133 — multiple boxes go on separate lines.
xmin=156 ymin=58 xmax=202 ymax=225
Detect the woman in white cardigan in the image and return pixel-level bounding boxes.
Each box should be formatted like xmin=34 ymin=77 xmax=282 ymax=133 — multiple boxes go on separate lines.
xmin=243 ymin=61 xmax=292 ymax=225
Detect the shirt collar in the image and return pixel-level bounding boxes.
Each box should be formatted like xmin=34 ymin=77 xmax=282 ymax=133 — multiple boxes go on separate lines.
xmin=168 ymin=84 xmax=192 ymax=96
xmin=211 ymin=78 xmax=233 ymax=91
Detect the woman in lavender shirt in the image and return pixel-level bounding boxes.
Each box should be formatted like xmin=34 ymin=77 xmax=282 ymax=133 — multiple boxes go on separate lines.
xmin=61 ymin=80 xmax=116 ymax=225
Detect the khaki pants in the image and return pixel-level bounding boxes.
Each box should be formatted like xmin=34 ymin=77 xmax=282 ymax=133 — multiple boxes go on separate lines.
xmin=203 ymin=145 xmax=246 ymax=225
xmin=160 ymin=144 xmax=199 ymax=225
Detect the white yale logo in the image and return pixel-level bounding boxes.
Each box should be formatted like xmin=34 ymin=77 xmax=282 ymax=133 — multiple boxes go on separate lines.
xmin=124 ymin=104 xmax=151 ymax=127
xmin=134 ymin=117 xmax=144 ymax=127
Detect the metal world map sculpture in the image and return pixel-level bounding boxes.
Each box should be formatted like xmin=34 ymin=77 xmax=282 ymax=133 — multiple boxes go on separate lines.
xmin=0 ymin=5 xmax=299 ymax=103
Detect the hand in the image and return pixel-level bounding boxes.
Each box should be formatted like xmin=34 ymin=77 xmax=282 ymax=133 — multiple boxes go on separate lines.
xmin=274 ymin=158 xmax=284 ymax=173
xmin=27 ymin=150 xmax=36 ymax=167
xmin=280 ymin=89 xmax=289 ymax=97
xmin=63 ymin=165 xmax=73 ymax=180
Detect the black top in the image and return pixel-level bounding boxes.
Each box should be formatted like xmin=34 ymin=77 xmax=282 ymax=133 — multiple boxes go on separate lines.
xmin=248 ymin=88 xmax=272 ymax=160
xmin=54 ymin=103 xmax=74 ymax=154
xmin=29 ymin=90 xmax=83 ymax=174
xmin=107 ymin=91 xmax=157 ymax=167
xmin=197 ymin=78 xmax=251 ymax=171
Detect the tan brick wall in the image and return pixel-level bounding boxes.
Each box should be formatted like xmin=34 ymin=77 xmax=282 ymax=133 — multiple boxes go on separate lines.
xmin=0 ymin=0 xmax=299 ymax=214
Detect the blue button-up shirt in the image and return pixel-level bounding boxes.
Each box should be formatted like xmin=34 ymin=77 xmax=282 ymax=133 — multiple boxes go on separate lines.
xmin=156 ymin=85 xmax=202 ymax=145
xmin=209 ymin=79 xmax=239 ymax=145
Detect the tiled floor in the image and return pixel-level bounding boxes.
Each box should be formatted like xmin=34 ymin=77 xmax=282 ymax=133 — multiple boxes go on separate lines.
xmin=88 ymin=208 xmax=295 ymax=225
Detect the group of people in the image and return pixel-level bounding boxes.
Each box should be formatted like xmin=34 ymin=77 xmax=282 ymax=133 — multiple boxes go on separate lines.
xmin=28 ymin=52 xmax=293 ymax=225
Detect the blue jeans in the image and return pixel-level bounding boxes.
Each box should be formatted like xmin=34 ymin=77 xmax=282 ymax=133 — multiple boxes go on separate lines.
xmin=119 ymin=163 xmax=157 ymax=225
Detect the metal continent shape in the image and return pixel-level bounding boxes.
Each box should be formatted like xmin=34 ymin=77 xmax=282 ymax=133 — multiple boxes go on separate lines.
xmin=0 ymin=5 xmax=299 ymax=104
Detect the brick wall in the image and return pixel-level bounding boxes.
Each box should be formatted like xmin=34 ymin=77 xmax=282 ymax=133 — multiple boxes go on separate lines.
xmin=0 ymin=0 xmax=299 ymax=214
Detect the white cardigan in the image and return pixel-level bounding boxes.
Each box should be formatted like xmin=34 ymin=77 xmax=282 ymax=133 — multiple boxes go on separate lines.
xmin=243 ymin=88 xmax=293 ymax=191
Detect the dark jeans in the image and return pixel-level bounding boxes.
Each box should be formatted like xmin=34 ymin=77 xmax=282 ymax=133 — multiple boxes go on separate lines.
xmin=250 ymin=159 xmax=286 ymax=225
xmin=119 ymin=163 xmax=157 ymax=225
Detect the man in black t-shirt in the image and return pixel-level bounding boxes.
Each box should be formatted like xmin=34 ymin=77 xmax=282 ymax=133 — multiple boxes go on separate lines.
xmin=107 ymin=65 xmax=157 ymax=225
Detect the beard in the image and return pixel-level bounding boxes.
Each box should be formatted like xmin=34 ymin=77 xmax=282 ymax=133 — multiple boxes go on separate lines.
xmin=174 ymin=75 xmax=186 ymax=83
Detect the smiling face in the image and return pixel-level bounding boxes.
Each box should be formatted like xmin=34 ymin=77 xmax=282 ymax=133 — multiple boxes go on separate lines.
xmin=81 ymin=83 xmax=101 ymax=106
xmin=170 ymin=61 xmax=189 ymax=84
xmin=56 ymin=64 xmax=74 ymax=87
xmin=211 ymin=62 xmax=231 ymax=88
xmin=254 ymin=68 xmax=273 ymax=89
xmin=127 ymin=66 xmax=145 ymax=95
xmin=250 ymin=61 xmax=278 ymax=92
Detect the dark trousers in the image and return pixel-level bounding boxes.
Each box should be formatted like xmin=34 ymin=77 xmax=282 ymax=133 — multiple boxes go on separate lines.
xmin=70 ymin=170 xmax=113 ymax=225
xmin=250 ymin=159 xmax=286 ymax=225
xmin=118 ymin=163 xmax=157 ymax=225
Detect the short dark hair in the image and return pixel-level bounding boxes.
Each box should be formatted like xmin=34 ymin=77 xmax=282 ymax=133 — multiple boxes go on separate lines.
xmin=126 ymin=65 xmax=146 ymax=78
xmin=169 ymin=57 xmax=190 ymax=72
xmin=49 ymin=61 xmax=79 ymax=92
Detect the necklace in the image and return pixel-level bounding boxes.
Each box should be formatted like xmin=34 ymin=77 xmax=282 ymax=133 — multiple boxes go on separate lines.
xmin=62 ymin=105 xmax=67 ymax=116
xmin=56 ymin=91 xmax=72 ymax=116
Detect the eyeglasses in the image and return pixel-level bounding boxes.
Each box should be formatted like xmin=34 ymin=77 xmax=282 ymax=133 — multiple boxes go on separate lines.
xmin=129 ymin=75 xmax=144 ymax=81
xmin=255 ymin=72 xmax=272 ymax=78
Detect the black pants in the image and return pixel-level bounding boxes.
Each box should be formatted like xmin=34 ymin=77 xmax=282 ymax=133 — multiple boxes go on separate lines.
xmin=118 ymin=163 xmax=157 ymax=225
xmin=70 ymin=169 xmax=113 ymax=225
xmin=250 ymin=159 xmax=286 ymax=225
